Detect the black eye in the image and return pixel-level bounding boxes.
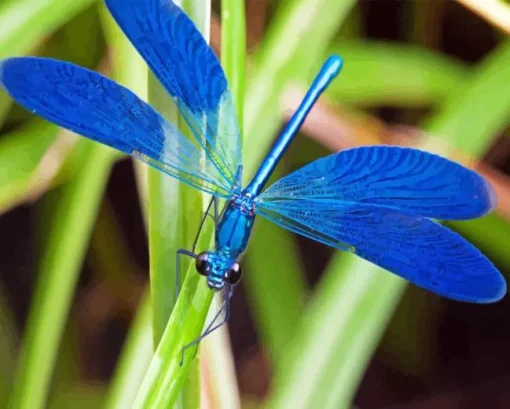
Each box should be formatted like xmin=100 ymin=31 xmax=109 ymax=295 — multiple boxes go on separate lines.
xmin=195 ymin=252 xmax=210 ymax=276
xmin=226 ymin=262 xmax=242 ymax=285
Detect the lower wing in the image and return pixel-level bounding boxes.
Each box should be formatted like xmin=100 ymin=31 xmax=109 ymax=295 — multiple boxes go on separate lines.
xmin=0 ymin=57 xmax=234 ymax=197
xmin=256 ymin=201 xmax=506 ymax=303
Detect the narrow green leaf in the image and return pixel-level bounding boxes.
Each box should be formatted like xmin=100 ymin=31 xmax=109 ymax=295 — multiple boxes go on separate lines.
xmin=0 ymin=0 xmax=97 ymax=59
xmin=135 ymin=2 xmax=214 ymax=408
xmin=422 ymin=38 xmax=510 ymax=157
xmin=133 ymin=234 xmax=215 ymax=408
xmin=147 ymin=0 xmax=207 ymax=349
xmin=8 ymin=140 xmax=115 ymax=409
xmin=323 ymin=41 xmax=468 ymax=107
xmin=94 ymin=7 xmax=153 ymax=407
xmin=0 ymin=120 xmax=59 ymax=213
xmin=268 ymin=254 xmax=404 ymax=409
xmin=449 ymin=213 xmax=510 ymax=268
xmin=192 ymin=2 xmax=247 ymax=407
xmin=221 ymin=0 xmax=246 ymax=135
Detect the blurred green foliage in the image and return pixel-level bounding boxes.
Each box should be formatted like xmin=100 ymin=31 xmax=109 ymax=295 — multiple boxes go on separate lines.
xmin=0 ymin=1 xmax=509 ymax=409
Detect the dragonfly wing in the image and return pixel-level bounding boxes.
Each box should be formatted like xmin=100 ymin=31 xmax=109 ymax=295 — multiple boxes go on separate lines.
xmin=258 ymin=146 xmax=495 ymax=220
xmin=256 ymin=201 xmax=506 ymax=302
xmin=105 ymin=0 xmax=242 ymax=187
xmin=0 ymin=57 xmax=233 ymax=197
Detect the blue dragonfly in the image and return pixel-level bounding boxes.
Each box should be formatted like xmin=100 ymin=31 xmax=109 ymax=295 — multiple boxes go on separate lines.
xmin=0 ymin=0 xmax=506 ymax=346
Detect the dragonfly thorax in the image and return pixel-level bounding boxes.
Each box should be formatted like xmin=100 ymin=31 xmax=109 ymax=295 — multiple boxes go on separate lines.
xmin=195 ymin=251 xmax=242 ymax=290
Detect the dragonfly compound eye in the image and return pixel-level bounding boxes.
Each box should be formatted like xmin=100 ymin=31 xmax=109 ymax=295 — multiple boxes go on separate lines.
xmin=226 ymin=262 xmax=242 ymax=285
xmin=195 ymin=252 xmax=211 ymax=276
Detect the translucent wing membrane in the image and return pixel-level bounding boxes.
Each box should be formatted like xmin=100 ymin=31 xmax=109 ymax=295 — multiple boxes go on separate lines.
xmin=105 ymin=0 xmax=242 ymax=187
xmin=258 ymin=146 xmax=495 ymax=220
xmin=257 ymin=202 xmax=506 ymax=302
xmin=0 ymin=57 xmax=233 ymax=197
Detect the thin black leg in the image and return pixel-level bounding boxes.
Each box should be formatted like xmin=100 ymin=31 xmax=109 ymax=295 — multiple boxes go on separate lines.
xmin=213 ymin=195 xmax=219 ymax=226
xmin=179 ymin=286 xmax=235 ymax=365
xmin=175 ymin=196 xmax=219 ymax=299
xmin=191 ymin=196 xmax=218 ymax=253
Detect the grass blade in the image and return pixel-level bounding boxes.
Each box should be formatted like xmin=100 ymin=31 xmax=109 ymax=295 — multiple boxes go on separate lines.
xmin=133 ymin=252 xmax=214 ymax=408
xmin=147 ymin=0 xmax=208 ymax=349
xmin=99 ymin=7 xmax=153 ymax=408
xmin=0 ymin=0 xmax=96 ymax=59
xmin=134 ymin=1 xmax=214 ymax=407
xmin=0 ymin=120 xmax=60 ymax=213
xmin=323 ymin=41 xmax=468 ymax=107
xmin=8 ymin=139 xmax=115 ymax=409
xmin=193 ymin=2 xmax=247 ymax=408
xmin=422 ymin=38 xmax=510 ymax=157
xmin=268 ymin=254 xmax=404 ymax=409
xmin=221 ymin=0 xmax=246 ymax=136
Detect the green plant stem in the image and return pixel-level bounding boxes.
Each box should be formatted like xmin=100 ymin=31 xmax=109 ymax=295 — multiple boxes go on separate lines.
xmin=222 ymin=0 xmax=246 ymax=136
xmin=147 ymin=0 xmax=208 ymax=349
xmin=137 ymin=2 xmax=213 ymax=408
xmin=133 ymin=232 xmax=215 ymax=408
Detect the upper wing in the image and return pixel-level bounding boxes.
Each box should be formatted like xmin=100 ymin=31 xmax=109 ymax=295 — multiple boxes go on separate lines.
xmin=105 ymin=0 xmax=242 ymax=186
xmin=0 ymin=57 xmax=234 ymax=197
xmin=256 ymin=201 xmax=506 ymax=303
xmin=258 ymin=146 xmax=495 ymax=220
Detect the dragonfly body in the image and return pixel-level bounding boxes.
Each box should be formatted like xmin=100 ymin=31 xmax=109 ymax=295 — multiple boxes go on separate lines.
xmin=0 ymin=0 xmax=506 ymax=330
xmin=206 ymin=193 xmax=256 ymax=289
xmin=205 ymin=56 xmax=343 ymax=290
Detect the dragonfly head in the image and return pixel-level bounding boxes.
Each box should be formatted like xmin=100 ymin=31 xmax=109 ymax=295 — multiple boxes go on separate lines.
xmin=195 ymin=251 xmax=243 ymax=290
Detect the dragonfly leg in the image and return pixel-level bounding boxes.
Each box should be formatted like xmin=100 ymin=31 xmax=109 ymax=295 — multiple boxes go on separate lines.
xmin=175 ymin=249 xmax=197 ymax=301
xmin=179 ymin=285 xmax=234 ymax=366
xmin=191 ymin=196 xmax=218 ymax=253
xmin=176 ymin=197 xmax=218 ymax=299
